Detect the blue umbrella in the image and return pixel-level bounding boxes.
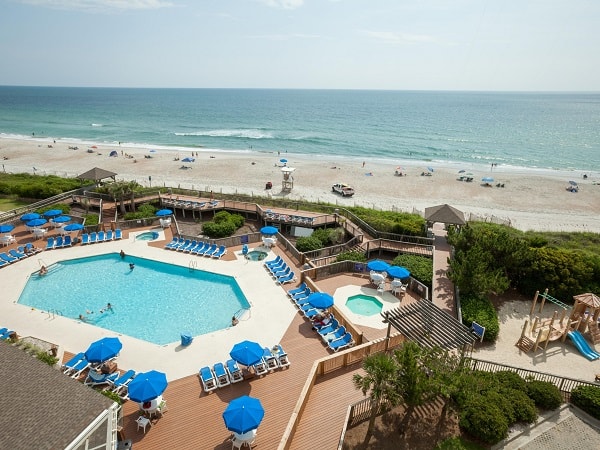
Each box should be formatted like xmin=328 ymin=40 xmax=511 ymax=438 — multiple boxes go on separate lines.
xmin=149 ymin=149 xmax=157 ymax=153
xmin=260 ymin=226 xmax=278 ymax=235
xmin=127 ymin=370 xmax=168 ymax=403
xmin=182 ymin=157 xmax=195 ymax=162
xmin=230 ymin=340 xmax=264 ymax=367
xmin=20 ymin=212 xmax=41 ymax=221
xmin=366 ymin=259 xmax=391 ymax=272
xmin=84 ymin=337 xmax=123 ymax=363
xmin=482 ymin=177 xmax=494 ymax=183
xmin=427 ymin=167 xmax=434 ymax=172
xmin=387 ymin=266 xmax=411 ymax=279
xmin=0 ymin=224 xmax=15 ymax=234
xmin=155 ymin=209 xmax=173 ymax=217
xmin=63 ymin=223 xmax=84 ymax=232
xmin=307 ymin=292 xmax=334 ymax=309
xmin=279 ymin=158 xmax=288 ymax=163
xmin=223 ymin=395 xmax=265 ymax=434
xmin=43 ymin=209 xmax=62 ymax=218
xmin=26 ymin=218 xmax=47 ymax=228
xmin=52 ymin=215 xmax=71 ymax=223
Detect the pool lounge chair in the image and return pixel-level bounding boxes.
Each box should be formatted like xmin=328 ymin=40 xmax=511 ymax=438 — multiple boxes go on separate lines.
xmin=328 ymin=332 xmax=354 ymax=352
xmin=213 ymin=362 xmax=231 ymax=388
xmin=108 ymin=369 xmax=137 ymax=395
xmin=105 ymin=230 xmax=114 ymax=241
xmin=287 ymin=282 xmax=307 ymax=297
xmin=0 ymin=328 xmax=15 ymax=340
xmin=25 ymin=242 xmax=42 ymax=254
xmin=45 ymin=237 xmax=55 ymax=250
xmin=211 ymin=245 xmax=227 ymax=259
xmin=55 ymin=235 xmax=65 ymax=248
xmin=199 ymin=366 xmax=218 ymax=393
xmin=84 ymin=370 xmax=119 ymax=387
xmin=97 ymin=231 xmax=106 ymax=242
xmin=264 ymin=255 xmax=282 ymax=268
xmin=115 ymin=229 xmax=122 ymax=240
xmin=0 ymin=259 xmax=8 ymax=268
xmin=176 ymin=239 xmax=191 ymax=252
xmin=62 ymin=235 xmax=72 ymax=247
xmin=9 ymin=249 xmax=27 ymax=260
xmin=271 ymin=265 xmax=290 ymax=278
xmin=0 ymin=252 xmax=17 ymax=264
xmin=268 ymin=261 xmax=287 ymax=274
xmin=190 ymin=241 xmax=207 ymax=254
xmin=81 ymin=233 xmax=90 ymax=245
xmin=68 ymin=357 xmax=92 ymax=379
xmin=165 ymin=237 xmax=182 ymax=249
xmin=181 ymin=240 xmax=197 ymax=252
xmin=316 ymin=318 xmax=339 ymax=336
xmin=277 ymin=271 xmax=296 ymax=285
xmin=200 ymin=243 xmax=217 ymax=256
xmin=262 ymin=348 xmax=279 ymax=372
xmin=273 ymin=344 xmax=290 ymax=368
xmin=226 ymin=359 xmax=243 ymax=383
xmin=61 ymin=352 xmax=85 ymax=374
xmin=303 ymin=308 xmax=322 ymax=320
xmin=252 ymin=359 xmax=268 ymax=376
xmin=89 ymin=232 xmax=98 ymax=243
xmin=322 ymin=326 xmax=347 ymax=344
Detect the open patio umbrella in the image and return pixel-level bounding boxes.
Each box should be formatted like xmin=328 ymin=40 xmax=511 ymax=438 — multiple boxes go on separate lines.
xmin=366 ymin=259 xmax=390 ymax=272
xmin=127 ymin=370 xmax=168 ymax=403
xmin=229 ymin=340 xmax=264 ymax=367
xmin=63 ymin=223 xmax=84 ymax=232
xmin=84 ymin=337 xmax=122 ymax=363
xmin=482 ymin=177 xmax=494 ymax=183
xmin=0 ymin=224 xmax=15 ymax=234
xmin=51 ymin=215 xmax=71 ymax=224
xmin=260 ymin=226 xmax=278 ymax=235
xmin=20 ymin=212 xmax=41 ymax=221
xmin=182 ymin=157 xmax=195 ymax=163
xmin=43 ymin=209 xmax=62 ymax=218
xmin=155 ymin=209 xmax=173 ymax=217
xmin=279 ymin=158 xmax=288 ymax=163
xmin=26 ymin=218 xmax=47 ymax=228
xmin=223 ymin=395 xmax=265 ymax=434
xmin=307 ymin=292 xmax=334 ymax=310
xmin=387 ymin=266 xmax=411 ymax=279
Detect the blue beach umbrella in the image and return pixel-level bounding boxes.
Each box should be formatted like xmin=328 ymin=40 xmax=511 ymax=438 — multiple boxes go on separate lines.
xmin=20 ymin=212 xmax=41 ymax=221
xmin=127 ymin=370 xmax=168 ymax=403
xmin=229 ymin=340 xmax=264 ymax=367
xmin=279 ymin=158 xmax=288 ymax=163
xmin=43 ymin=209 xmax=62 ymax=218
xmin=63 ymin=223 xmax=84 ymax=232
xmin=387 ymin=266 xmax=411 ymax=280
xmin=427 ymin=167 xmax=434 ymax=172
xmin=84 ymin=337 xmax=123 ymax=363
xmin=366 ymin=259 xmax=391 ymax=272
xmin=307 ymin=292 xmax=334 ymax=310
xmin=52 ymin=215 xmax=71 ymax=224
xmin=223 ymin=395 xmax=265 ymax=434
xmin=155 ymin=209 xmax=173 ymax=217
xmin=482 ymin=177 xmax=494 ymax=183
xmin=0 ymin=224 xmax=15 ymax=234
xmin=149 ymin=149 xmax=157 ymax=153
xmin=182 ymin=157 xmax=195 ymax=162
xmin=260 ymin=226 xmax=278 ymax=235
xmin=26 ymin=218 xmax=47 ymax=228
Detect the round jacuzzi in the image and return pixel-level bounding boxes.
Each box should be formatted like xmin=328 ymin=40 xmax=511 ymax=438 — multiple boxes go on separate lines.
xmin=346 ymin=294 xmax=383 ymax=316
xmin=136 ymin=231 xmax=159 ymax=241
xmin=246 ymin=250 xmax=268 ymax=261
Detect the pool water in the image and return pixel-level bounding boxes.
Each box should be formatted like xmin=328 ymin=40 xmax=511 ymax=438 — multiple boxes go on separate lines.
xmin=18 ymin=253 xmax=250 ymax=345
xmin=346 ymin=295 xmax=383 ymax=316
xmin=246 ymin=250 xmax=268 ymax=261
xmin=136 ymin=231 xmax=159 ymax=241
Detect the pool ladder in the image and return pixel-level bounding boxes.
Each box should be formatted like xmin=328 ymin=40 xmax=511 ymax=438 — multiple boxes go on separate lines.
xmin=189 ymin=259 xmax=197 ymax=272
xmin=233 ymin=307 xmax=251 ymax=321
xmin=47 ymin=309 xmax=63 ymax=319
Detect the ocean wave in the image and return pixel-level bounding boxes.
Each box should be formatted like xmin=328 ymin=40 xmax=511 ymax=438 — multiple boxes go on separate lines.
xmin=91 ymin=123 xmax=103 ymax=127
xmin=174 ymin=129 xmax=273 ymax=139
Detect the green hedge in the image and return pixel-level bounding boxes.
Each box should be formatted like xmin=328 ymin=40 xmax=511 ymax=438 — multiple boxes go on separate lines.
xmin=570 ymin=385 xmax=600 ymax=420
xmin=202 ymin=211 xmax=244 ymax=238
xmin=460 ymin=295 xmax=499 ymax=342
xmin=392 ymin=254 xmax=433 ymax=289
xmin=526 ymin=380 xmax=562 ymax=410
xmin=336 ymin=250 xmax=367 ymax=263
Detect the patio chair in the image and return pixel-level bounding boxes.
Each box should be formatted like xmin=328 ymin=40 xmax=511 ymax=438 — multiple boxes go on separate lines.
xmin=114 ymin=229 xmax=122 ymax=240
xmin=200 ymin=243 xmax=217 ymax=256
xmin=273 ymin=344 xmax=290 ymax=368
xmin=181 ymin=240 xmax=197 ymax=252
xmin=176 ymin=239 xmax=191 ymax=251
xmin=211 ymin=245 xmax=227 ymax=259
xmin=25 ymin=242 xmax=42 ymax=254
xmin=165 ymin=236 xmax=182 ymax=249
xmin=105 ymin=230 xmax=114 ymax=241
xmin=84 ymin=370 xmax=119 ymax=387
xmin=136 ymin=415 xmax=151 ymax=434
xmin=108 ymin=369 xmax=136 ymax=395
xmin=262 ymin=347 xmax=278 ymax=372
xmin=68 ymin=357 xmax=92 ymax=379
xmin=321 ymin=326 xmax=347 ymax=344
xmin=264 ymin=255 xmax=282 ymax=268
xmin=97 ymin=231 xmax=106 ymax=242
xmin=190 ymin=241 xmax=207 ymax=255
xmin=267 ymin=261 xmax=286 ymax=274
xmin=287 ymin=282 xmax=307 ymax=297
xmin=199 ymin=366 xmax=218 ymax=393
xmin=62 ymin=235 xmax=72 ymax=247
xmin=45 ymin=237 xmax=55 ymax=250
xmin=8 ymin=249 xmax=27 ymax=260
xmin=55 ymin=235 xmax=65 ymax=248
xmin=277 ymin=271 xmax=296 ymax=285
xmin=0 ymin=252 xmax=17 ymax=263
xmin=328 ymin=332 xmax=354 ymax=352
xmin=0 ymin=259 xmax=7 ymax=268
xmin=213 ymin=362 xmax=231 ymax=388
xmin=61 ymin=352 xmax=85 ymax=374
xmin=226 ymin=359 xmax=243 ymax=383
xmin=81 ymin=233 xmax=90 ymax=245
xmin=271 ymin=266 xmax=290 ymax=279
xmin=252 ymin=359 xmax=268 ymax=376
xmin=89 ymin=232 xmax=97 ymax=243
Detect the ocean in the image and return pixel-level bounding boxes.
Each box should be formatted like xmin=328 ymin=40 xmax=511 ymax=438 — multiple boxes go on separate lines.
xmin=0 ymin=86 xmax=599 ymax=172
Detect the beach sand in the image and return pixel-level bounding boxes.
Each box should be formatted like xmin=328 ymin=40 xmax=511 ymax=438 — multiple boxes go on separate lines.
xmin=1 ymin=136 xmax=600 ymax=232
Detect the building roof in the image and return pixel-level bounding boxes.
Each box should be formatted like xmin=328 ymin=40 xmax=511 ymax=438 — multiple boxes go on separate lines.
xmin=0 ymin=344 xmax=114 ymax=450
xmin=573 ymin=292 xmax=600 ymax=308
xmin=424 ymin=204 xmax=466 ymax=226
xmin=77 ymin=167 xmax=117 ymax=182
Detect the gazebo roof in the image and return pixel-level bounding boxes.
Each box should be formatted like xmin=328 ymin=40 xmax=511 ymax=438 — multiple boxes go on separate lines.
xmin=382 ymin=300 xmax=476 ymax=350
xmin=424 ymin=204 xmax=466 ymax=226
xmin=573 ymin=293 xmax=600 ymax=308
xmin=77 ymin=167 xmax=117 ymax=182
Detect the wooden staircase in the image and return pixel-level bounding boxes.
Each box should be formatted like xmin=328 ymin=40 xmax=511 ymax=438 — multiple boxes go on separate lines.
xmin=588 ymin=320 xmax=600 ymax=345
xmin=515 ymin=335 xmax=535 ymax=352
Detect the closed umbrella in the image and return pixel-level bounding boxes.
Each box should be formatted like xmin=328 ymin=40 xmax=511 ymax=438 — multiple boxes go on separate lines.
xmin=155 ymin=209 xmax=173 ymax=217
xmin=260 ymin=226 xmax=278 ymax=235
xmin=366 ymin=259 xmax=390 ymax=272
xmin=387 ymin=266 xmax=411 ymax=279
xmin=223 ymin=395 xmax=265 ymax=434
xmin=63 ymin=223 xmax=84 ymax=232
xmin=0 ymin=224 xmax=15 ymax=234
xmin=128 ymin=370 xmax=168 ymax=403
xmin=20 ymin=212 xmax=41 ymax=221
xmin=84 ymin=337 xmax=122 ymax=363
xmin=307 ymin=292 xmax=334 ymax=309
xmin=43 ymin=209 xmax=62 ymax=218
xmin=229 ymin=340 xmax=264 ymax=367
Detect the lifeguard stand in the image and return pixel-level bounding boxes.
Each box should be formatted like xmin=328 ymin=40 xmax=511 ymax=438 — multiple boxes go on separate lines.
xmin=281 ymin=167 xmax=295 ymax=192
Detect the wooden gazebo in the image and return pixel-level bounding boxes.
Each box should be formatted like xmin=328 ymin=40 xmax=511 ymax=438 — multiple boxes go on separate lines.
xmin=424 ymin=204 xmax=466 ymax=228
xmin=77 ymin=167 xmax=117 ymax=183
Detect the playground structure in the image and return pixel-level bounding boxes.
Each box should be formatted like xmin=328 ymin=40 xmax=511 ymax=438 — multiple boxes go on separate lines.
xmin=516 ymin=289 xmax=600 ymax=358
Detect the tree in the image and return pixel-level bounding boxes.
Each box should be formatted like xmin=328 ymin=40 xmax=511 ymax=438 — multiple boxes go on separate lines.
xmin=352 ymin=353 xmax=400 ymax=446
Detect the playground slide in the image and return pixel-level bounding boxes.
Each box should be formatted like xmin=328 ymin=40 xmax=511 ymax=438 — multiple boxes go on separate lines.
xmin=567 ymin=331 xmax=600 ymax=361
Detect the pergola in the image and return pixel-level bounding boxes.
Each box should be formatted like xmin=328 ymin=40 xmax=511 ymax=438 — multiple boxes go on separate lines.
xmin=424 ymin=204 xmax=466 ymax=227
xmin=77 ymin=167 xmax=117 ymax=183
xmin=382 ymin=300 xmax=476 ymax=351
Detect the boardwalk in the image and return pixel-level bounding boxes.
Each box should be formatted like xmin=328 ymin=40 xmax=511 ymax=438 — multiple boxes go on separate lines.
xmin=431 ymin=223 xmax=456 ymax=318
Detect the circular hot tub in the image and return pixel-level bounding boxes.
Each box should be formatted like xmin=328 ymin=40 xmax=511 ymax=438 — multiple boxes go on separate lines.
xmin=246 ymin=250 xmax=268 ymax=261
xmin=345 ymin=294 xmax=383 ymax=316
xmin=136 ymin=231 xmax=159 ymax=241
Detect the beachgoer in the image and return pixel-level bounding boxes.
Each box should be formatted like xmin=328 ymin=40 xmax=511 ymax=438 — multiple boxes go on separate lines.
xmin=362 ymin=161 xmax=365 ymax=168
xmin=129 ymin=263 xmax=135 ymax=270
xmin=231 ymin=316 xmax=239 ymax=326
xmin=120 ymin=250 xmax=125 ymax=259
xmin=39 ymin=265 xmax=48 ymax=276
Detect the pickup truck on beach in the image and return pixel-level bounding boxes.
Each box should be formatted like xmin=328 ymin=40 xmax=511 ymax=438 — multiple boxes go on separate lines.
xmin=332 ymin=183 xmax=355 ymax=197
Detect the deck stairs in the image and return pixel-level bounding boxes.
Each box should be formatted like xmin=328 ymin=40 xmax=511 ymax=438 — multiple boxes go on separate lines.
xmin=588 ymin=320 xmax=600 ymax=345
xmin=515 ymin=335 xmax=535 ymax=353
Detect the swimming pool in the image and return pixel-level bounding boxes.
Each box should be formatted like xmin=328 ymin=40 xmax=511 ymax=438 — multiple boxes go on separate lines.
xmin=18 ymin=253 xmax=250 ymax=345
xmin=345 ymin=295 xmax=383 ymax=316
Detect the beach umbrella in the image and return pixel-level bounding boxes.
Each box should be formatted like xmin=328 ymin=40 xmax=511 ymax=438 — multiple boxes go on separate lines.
xmin=482 ymin=177 xmax=494 ymax=183
xmin=84 ymin=337 xmax=123 ymax=363
xmin=223 ymin=395 xmax=265 ymax=434
xmin=279 ymin=158 xmax=288 ymax=163
xmin=182 ymin=157 xmax=195 ymax=162
xmin=149 ymin=149 xmax=157 ymax=153
xmin=260 ymin=226 xmax=278 ymax=235
xmin=43 ymin=209 xmax=62 ymax=218
xmin=366 ymin=259 xmax=391 ymax=272
xmin=63 ymin=223 xmax=84 ymax=232
xmin=127 ymin=370 xmax=168 ymax=403
xmin=427 ymin=167 xmax=434 ymax=172
xmin=307 ymin=292 xmax=334 ymax=310
xmin=569 ymin=180 xmax=578 ymax=186
xmin=387 ymin=266 xmax=411 ymax=279
xmin=20 ymin=212 xmax=41 ymax=222
xmin=0 ymin=224 xmax=15 ymax=234
xmin=155 ymin=209 xmax=173 ymax=217
xmin=458 ymin=169 xmax=466 ymax=173
xmin=26 ymin=218 xmax=47 ymax=228
xmin=51 ymin=215 xmax=71 ymax=224
xmin=229 ymin=340 xmax=264 ymax=367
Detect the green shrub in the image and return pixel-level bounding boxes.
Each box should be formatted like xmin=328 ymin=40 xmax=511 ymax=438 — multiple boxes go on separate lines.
xmin=83 ymin=214 xmax=99 ymax=226
xmin=526 ymin=380 xmax=562 ymax=410
xmin=509 ymin=389 xmax=538 ymax=423
xmin=312 ymin=228 xmax=334 ymax=246
xmin=495 ymin=370 xmax=528 ymax=392
xmin=570 ymin=385 xmax=600 ymax=420
xmin=36 ymin=351 xmax=59 ymax=367
xmin=37 ymin=203 xmax=71 ymax=215
xmin=202 ymin=221 xmax=236 ymax=238
xmin=124 ymin=203 xmax=156 ymax=220
xmin=101 ymin=390 xmax=123 ymax=405
xmin=336 ymin=251 xmax=367 ymax=263
xmin=392 ymin=254 xmax=433 ymax=288
xmin=485 ymin=391 xmax=516 ymax=423
xmin=459 ymin=397 xmax=509 ymax=444
xmin=460 ymin=295 xmax=499 ymax=342
xmin=347 ymin=206 xmax=426 ymax=236
xmin=296 ymin=236 xmax=323 ymax=252
xmin=435 ymin=437 xmax=485 ymax=450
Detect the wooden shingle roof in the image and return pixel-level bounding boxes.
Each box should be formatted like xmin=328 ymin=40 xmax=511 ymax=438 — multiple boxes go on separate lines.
xmin=424 ymin=204 xmax=466 ymax=226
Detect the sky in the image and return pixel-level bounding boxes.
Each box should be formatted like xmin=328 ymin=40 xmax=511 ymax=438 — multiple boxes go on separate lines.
xmin=1 ymin=0 xmax=598 ymax=91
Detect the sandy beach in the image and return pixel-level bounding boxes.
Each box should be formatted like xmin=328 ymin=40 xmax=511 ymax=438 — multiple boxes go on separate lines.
xmin=1 ymin=136 xmax=600 ymax=233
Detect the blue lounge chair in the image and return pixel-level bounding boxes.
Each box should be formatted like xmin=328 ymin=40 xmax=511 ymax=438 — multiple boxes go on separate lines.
xmin=262 ymin=347 xmax=278 ymax=371
xmin=84 ymin=370 xmax=119 ymax=387
xmin=115 ymin=229 xmax=122 ymax=240
xmin=271 ymin=266 xmax=290 ymax=278
xmin=316 ymin=317 xmax=339 ymax=335
xmin=213 ymin=362 xmax=230 ymax=388
xmin=62 ymin=235 xmax=72 ymax=247
xmin=165 ymin=237 xmax=181 ymax=249
xmin=190 ymin=242 xmax=207 ymax=254
xmin=201 ymin=243 xmax=217 ymax=256
xmin=225 ymin=359 xmax=243 ymax=383
xmin=288 ymin=282 xmax=308 ymax=297
xmin=0 ymin=329 xmax=15 ymax=340
xmin=322 ymin=326 xmax=347 ymax=343
xmin=106 ymin=230 xmax=114 ymax=241
xmin=81 ymin=233 xmax=90 ymax=245
xmin=176 ymin=239 xmax=190 ymax=251
xmin=264 ymin=255 xmax=282 ymax=268
xmin=199 ymin=366 xmax=217 ymax=393
xmin=211 ymin=245 xmax=227 ymax=259
xmin=328 ymin=332 xmax=354 ymax=352
xmin=303 ymin=308 xmax=322 ymax=319
xmin=252 ymin=359 xmax=268 ymax=376
xmin=9 ymin=249 xmax=27 ymax=260
xmin=273 ymin=344 xmax=290 ymax=368
xmin=0 ymin=260 xmax=7 ymax=268
xmin=25 ymin=242 xmax=41 ymax=254
xmin=89 ymin=232 xmax=97 ymax=243
xmin=108 ymin=369 xmax=137 ymax=395
xmin=45 ymin=237 xmax=55 ymax=250
xmin=0 ymin=327 xmax=7 ymax=336
xmin=0 ymin=252 xmax=17 ymax=263
xmin=56 ymin=235 xmax=65 ymax=248
xmin=67 ymin=357 xmax=91 ymax=379
xmin=97 ymin=231 xmax=106 ymax=242
xmin=61 ymin=352 xmax=85 ymax=373
xmin=268 ymin=262 xmax=286 ymax=275
xmin=277 ymin=271 xmax=296 ymax=285
xmin=182 ymin=240 xmax=197 ymax=252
